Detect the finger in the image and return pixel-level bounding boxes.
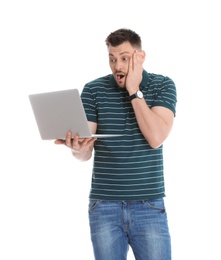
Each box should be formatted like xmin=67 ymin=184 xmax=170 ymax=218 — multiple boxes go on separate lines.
xmin=66 ymin=131 xmax=72 ymax=141
xmin=77 ymin=138 xmax=91 ymax=149
xmin=133 ymin=51 xmax=140 ymax=66
xmin=128 ymin=53 xmax=133 ymax=71
xmin=136 ymin=51 xmax=143 ymax=64
xmin=54 ymin=139 xmax=65 ymax=145
xmin=72 ymin=134 xmax=80 ymax=149
xmin=89 ymin=137 xmax=97 ymax=144
xmin=64 ymin=131 xmax=73 ymax=147
xmin=85 ymin=136 xmax=97 ymax=142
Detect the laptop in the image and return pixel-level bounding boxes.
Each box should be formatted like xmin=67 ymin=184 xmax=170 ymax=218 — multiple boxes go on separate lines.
xmin=28 ymin=89 xmax=122 ymax=140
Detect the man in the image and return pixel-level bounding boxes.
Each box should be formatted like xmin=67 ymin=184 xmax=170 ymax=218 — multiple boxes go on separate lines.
xmin=55 ymin=28 xmax=177 ymax=260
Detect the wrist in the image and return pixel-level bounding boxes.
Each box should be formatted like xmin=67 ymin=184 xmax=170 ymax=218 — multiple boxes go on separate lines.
xmin=71 ymin=148 xmax=92 ymax=161
xmin=127 ymin=86 xmax=139 ymax=96
xmin=129 ymin=90 xmax=143 ymax=101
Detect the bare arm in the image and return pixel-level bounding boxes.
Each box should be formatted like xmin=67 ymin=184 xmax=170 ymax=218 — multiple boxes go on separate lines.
xmin=54 ymin=122 xmax=97 ymax=161
xmin=130 ymin=99 xmax=174 ymax=148
xmin=126 ymin=50 xmax=174 ymax=148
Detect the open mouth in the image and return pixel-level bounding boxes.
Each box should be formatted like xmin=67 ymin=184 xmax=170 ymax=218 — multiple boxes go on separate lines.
xmin=116 ymin=74 xmax=125 ymax=80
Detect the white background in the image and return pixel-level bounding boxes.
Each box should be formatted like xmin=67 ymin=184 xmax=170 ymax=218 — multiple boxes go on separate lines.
xmin=1 ymin=0 xmax=220 ymax=259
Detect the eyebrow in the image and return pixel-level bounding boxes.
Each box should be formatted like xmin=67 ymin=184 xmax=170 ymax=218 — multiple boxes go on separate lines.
xmin=109 ymin=51 xmax=130 ymax=57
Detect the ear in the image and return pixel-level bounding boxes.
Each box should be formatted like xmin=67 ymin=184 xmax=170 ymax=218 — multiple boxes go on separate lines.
xmin=140 ymin=50 xmax=146 ymax=62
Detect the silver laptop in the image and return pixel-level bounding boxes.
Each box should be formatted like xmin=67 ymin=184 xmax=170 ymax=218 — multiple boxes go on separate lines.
xmin=28 ymin=89 xmax=122 ymax=140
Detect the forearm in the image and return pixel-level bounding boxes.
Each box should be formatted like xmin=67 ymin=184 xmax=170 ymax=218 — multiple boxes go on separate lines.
xmin=131 ymin=98 xmax=173 ymax=148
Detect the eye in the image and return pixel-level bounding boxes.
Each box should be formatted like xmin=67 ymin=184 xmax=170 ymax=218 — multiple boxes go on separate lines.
xmin=110 ymin=59 xmax=116 ymax=63
xmin=123 ymin=57 xmax=130 ymax=62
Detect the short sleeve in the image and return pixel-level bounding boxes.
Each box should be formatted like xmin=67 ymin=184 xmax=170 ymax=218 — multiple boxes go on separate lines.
xmin=80 ymin=84 xmax=98 ymax=123
xmin=152 ymin=76 xmax=177 ymax=116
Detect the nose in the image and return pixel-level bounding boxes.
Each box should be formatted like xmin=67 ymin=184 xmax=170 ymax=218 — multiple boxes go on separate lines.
xmin=114 ymin=61 xmax=123 ymax=71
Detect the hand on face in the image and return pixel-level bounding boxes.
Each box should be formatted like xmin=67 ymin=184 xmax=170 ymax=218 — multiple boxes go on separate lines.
xmin=125 ymin=50 xmax=144 ymax=95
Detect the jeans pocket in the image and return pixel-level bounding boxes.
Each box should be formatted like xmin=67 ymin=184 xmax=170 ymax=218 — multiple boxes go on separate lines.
xmin=143 ymin=198 xmax=165 ymax=212
xmin=88 ymin=199 xmax=101 ymax=212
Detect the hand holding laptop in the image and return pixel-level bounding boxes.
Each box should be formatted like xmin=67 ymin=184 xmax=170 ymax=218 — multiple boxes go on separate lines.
xmin=54 ymin=131 xmax=97 ymax=161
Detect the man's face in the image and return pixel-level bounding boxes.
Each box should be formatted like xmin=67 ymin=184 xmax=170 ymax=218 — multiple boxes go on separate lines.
xmin=108 ymin=42 xmax=136 ymax=88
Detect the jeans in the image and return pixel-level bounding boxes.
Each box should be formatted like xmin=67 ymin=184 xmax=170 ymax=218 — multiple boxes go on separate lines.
xmin=88 ymin=199 xmax=171 ymax=260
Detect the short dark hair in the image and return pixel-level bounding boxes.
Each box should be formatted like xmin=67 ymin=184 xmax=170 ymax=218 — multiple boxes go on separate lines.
xmin=105 ymin=28 xmax=142 ymax=49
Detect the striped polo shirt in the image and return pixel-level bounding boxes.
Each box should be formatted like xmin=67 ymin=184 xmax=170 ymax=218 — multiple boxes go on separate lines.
xmin=81 ymin=70 xmax=177 ymax=201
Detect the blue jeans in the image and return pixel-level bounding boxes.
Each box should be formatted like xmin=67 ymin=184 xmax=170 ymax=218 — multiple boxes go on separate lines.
xmin=88 ymin=199 xmax=171 ymax=260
